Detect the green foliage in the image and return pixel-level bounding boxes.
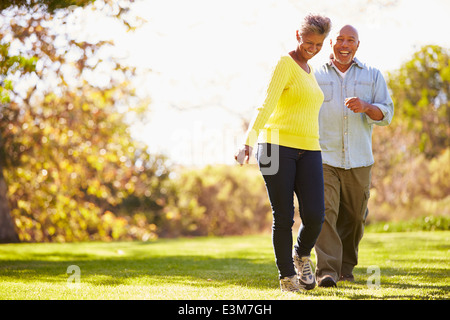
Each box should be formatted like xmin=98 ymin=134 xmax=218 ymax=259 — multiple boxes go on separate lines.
xmin=2 ymin=1 xmax=96 ymax=13
xmin=0 ymin=3 xmax=168 ymax=242
xmin=368 ymin=45 xmax=450 ymax=223
xmin=386 ymin=45 xmax=450 ymax=158
xmin=2 ymin=86 xmax=170 ymax=242
xmin=0 ymin=42 xmax=37 ymax=103
xmin=366 ymin=216 xmax=450 ymax=232
xmin=160 ymin=165 xmax=272 ymax=237
xmin=371 ymin=129 xmax=450 ymax=222
xmin=1 ymin=0 xmax=145 ymax=31
xmin=367 ymin=215 xmax=450 ymax=233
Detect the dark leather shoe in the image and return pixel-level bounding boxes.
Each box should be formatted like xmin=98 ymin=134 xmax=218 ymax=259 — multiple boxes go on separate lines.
xmin=339 ymin=274 xmax=355 ymax=282
xmin=318 ymin=275 xmax=337 ymax=288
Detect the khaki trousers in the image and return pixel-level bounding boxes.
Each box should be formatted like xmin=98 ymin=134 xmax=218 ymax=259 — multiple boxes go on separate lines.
xmin=314 ymin=164 xmax=372 ymax=282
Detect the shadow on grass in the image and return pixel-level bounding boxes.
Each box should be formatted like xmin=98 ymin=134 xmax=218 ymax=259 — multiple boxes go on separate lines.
xmin=0 ymin=252 xmax=279 ymax=290
xmin=3 ymin=255 xmax=448 ymax=299
xmin=1 ymin=234 xmax=449 ymax=299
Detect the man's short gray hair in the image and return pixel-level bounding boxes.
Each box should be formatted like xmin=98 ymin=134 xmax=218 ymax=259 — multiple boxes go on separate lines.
xmin=299 ymin=14 xmax=332 ymax=37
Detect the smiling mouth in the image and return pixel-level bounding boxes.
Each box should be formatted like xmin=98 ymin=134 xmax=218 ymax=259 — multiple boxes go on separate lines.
xmin=306 ymin=50 xmax=315 ymax=56
xmin=339 ymin=51 xmax=351 ymax=57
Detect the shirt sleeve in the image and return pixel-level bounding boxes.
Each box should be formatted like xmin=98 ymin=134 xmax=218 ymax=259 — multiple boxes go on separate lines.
xmin=365 ymin=70 xmax=394 ymax=126
xmin=244 ymin=57 xmax=290 ymax=147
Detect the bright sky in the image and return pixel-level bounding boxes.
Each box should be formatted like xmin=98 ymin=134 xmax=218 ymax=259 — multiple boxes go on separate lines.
xmin=80 ymin=0 xmax=450 ymax=166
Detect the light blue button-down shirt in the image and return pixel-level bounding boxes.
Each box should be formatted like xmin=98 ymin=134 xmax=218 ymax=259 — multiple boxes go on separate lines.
xmin=315 ymin=58 xmax=394 ymax=169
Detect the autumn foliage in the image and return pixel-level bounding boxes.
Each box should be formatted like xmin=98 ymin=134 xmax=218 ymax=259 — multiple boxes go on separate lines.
xmin=0 ymin=2 xmax=167 ymax=242
xmin=0 ymin=2 xmax=448 ymax=242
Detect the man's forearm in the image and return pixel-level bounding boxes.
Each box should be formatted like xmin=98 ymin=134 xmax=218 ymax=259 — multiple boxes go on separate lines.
xmin=363 ymin=102 xmax=384 ymax=121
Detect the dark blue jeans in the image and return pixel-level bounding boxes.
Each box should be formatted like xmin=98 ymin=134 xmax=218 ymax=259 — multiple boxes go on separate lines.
xmin=257 ymin=143 xmax=325 ymax=278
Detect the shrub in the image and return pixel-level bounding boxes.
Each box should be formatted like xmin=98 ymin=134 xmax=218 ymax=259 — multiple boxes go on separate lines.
xmin=160 ymin=165 xmax=272 ymax=237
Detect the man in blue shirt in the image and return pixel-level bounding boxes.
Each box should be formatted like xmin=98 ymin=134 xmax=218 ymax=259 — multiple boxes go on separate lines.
xmin=314 ymin=25 xmax=394 ymax=287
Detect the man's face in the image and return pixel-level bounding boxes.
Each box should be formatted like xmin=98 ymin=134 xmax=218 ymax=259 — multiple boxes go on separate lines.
xmin=331 ymin=26 xmax=360 ymax=66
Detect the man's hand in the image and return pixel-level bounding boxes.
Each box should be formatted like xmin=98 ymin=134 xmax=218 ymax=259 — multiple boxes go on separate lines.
xmin=345 ymin=97 xmax=384 ymax=121
xmin=234 ymin=145 xmax=253 ymax=165
xmin=345 ymin=97 xmax=368 ymax=113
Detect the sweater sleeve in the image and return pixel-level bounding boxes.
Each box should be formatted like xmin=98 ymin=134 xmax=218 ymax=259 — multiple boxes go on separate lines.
xmin=244 ymin=57 xmax=290 ymax=147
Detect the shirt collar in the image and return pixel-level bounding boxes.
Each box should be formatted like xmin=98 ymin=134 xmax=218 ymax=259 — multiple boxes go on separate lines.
xmin=327 ymin=56 xmax=365 ymax=70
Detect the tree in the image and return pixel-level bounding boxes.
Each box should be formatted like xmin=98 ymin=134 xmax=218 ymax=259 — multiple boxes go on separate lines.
xmin=0 ymin=1 xmax=168 ymax=242
xmin=0 ymin=41 xmax=37 ymax=243
xmin=386 ymin=45 xmax=450 ymax=158
xmin=370 ymin=45 xmax=450 ymax=221
xmin=0 ymin=168 xmax=19 ymax=242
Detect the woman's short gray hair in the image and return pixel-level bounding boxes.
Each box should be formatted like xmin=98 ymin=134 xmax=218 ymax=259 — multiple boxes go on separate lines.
xmin=299 ymin=14 xmax=332 ymax=37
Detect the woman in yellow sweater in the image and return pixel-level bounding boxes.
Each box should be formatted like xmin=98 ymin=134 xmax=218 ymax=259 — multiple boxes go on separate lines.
xmin=235 ymin=14 xmax=331 ymax=292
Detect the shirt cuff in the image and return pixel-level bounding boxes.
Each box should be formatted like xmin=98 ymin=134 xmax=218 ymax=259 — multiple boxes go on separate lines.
xmin=365 ymin=103 xmax=389 ymax=126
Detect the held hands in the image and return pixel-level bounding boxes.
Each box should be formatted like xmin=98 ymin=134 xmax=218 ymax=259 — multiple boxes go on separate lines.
xmin=234 ymin=145 xmax=253 ymax=165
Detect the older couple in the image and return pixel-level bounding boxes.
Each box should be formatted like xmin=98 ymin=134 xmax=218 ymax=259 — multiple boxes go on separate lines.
xmin=235 ymin=15 xmax=393 ymax=292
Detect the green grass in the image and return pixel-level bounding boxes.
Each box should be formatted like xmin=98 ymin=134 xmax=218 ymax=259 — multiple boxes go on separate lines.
xmin=0 ymin=231 xmax=449 ymax=300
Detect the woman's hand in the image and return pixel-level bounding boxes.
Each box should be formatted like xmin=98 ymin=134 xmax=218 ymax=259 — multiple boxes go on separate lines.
xmin=234 ymin=145 xmax=253 ymax=165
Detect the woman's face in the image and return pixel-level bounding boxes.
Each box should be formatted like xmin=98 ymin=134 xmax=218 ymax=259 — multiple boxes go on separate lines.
xmin=297 ymin=31 xmax=326 ymax=61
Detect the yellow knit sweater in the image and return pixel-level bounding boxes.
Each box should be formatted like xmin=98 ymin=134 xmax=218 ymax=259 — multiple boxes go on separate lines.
xmin=244 ymin=55 xmax=324 ymax=151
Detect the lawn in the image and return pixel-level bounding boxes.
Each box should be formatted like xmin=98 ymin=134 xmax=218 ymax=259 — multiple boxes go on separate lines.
xmin=0 ymin=231 xmax=448 ymax=300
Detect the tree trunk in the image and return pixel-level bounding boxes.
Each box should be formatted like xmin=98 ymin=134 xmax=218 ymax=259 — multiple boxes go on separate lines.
xmin=0 ymin=167 xmax=19 ymax=243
